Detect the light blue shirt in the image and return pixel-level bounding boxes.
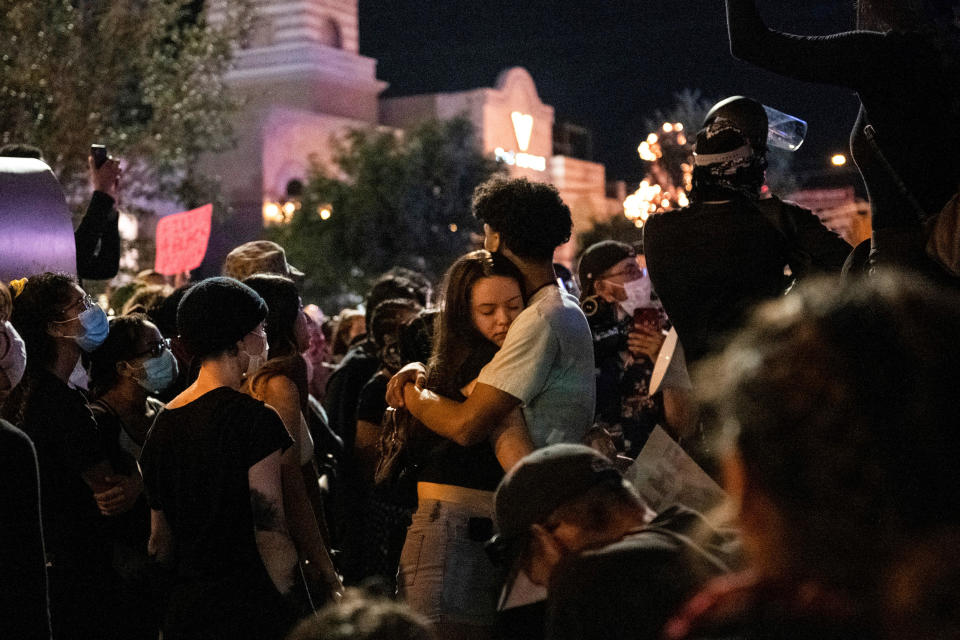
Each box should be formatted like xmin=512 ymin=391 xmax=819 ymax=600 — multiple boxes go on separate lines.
xmin=477 ymin=285 xmax=595 ymax=447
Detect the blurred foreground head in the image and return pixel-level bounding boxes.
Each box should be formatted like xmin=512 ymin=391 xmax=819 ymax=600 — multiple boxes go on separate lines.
xmin=698 ymin=273 xmax=960 ymax=599
xmin=286 ymin=589 xmax=433 ymax=640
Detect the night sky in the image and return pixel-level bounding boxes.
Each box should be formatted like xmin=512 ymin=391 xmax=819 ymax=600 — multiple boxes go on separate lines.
xmin=359 ymin=0 xmax=862 ymax=183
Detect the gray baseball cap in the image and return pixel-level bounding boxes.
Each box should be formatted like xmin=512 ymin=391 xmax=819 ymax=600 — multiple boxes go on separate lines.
xmin=488 ymin=444 xmax=625 ymax=567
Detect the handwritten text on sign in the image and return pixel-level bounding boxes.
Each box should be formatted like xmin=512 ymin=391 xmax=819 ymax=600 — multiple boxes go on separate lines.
xmin=154 ymin=204 xmax=213 ymax=275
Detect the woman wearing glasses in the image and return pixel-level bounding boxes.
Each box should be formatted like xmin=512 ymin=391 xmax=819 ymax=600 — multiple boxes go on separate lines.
xmin=6 ymin=272 xmax=122 ymax=639
xmin=86 ymin=313 xmax=178 ymax=638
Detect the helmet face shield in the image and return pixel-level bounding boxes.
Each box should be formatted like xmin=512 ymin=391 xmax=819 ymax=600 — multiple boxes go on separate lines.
xmin=703 ymin=96 xmax=807 ymax=153
xmin=763 ymin=105 xmax=807 ymax=151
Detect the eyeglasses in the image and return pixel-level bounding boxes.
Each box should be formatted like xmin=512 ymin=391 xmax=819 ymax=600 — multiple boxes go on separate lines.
xmin=132 ymin=338 xmax=171 ymax=359
xmin=51 ymin=294 xmax=97 ymax=324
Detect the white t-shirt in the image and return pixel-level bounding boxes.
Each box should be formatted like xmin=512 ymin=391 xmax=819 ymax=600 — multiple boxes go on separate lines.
xmin=477 ymin=285 xmax=595 ymax=447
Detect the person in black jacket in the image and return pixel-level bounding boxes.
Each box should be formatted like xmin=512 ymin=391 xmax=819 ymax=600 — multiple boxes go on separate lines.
xmin=0 ymin=283 xmax=51 ymax=640
xmin=0 ymin=143 xmax=121 ymax=281
xmin=644 ymin=97 xmax=851 ymax=366
xmin=724 ymin=0 xmax=960 ymax=278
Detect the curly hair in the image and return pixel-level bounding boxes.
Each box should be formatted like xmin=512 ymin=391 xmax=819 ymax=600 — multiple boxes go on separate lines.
xmin=3 ymin=273 xmax=78 ymax=423
xmin=10 ymin=272 xmax=78 ymax=375
xmin=697 ymin=273 xmax=960 ymax=598
xmin=472 ymin=176 xmax=572 ymax=261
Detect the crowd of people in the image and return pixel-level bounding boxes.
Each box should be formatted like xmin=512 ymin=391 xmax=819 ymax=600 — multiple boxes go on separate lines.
xmin=1 ymin=1 xmax=959 ymax=638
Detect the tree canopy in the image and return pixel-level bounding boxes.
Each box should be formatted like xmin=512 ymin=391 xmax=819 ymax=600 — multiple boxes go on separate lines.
xmin=267 ymin=117 xmax=502 ymax=311
xmin=0 ymin=0 xmax=248 ymax=207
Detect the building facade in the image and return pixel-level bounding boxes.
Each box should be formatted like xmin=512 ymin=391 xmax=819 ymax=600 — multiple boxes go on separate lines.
xmin=203 ymin=0 xmax=619 ymax=269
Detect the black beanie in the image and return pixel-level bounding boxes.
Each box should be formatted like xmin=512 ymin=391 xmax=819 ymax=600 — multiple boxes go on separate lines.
xmin=177 ymin=277 xmax=268 ymax=359
xmin=577 ymin=241 xmax=635 ymax=299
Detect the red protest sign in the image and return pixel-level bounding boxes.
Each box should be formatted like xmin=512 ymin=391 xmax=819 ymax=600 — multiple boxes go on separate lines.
xmin=154 ymin=204 xmax=213 ymax=275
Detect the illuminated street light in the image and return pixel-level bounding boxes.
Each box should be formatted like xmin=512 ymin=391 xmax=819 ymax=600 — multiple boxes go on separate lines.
xmin=318 ymin=205 xmax=332 ymax=220
xmin=831 ymin=154 xmax=847 ymax=167
xmin=263 ymin=202 xmax=284 ymax=225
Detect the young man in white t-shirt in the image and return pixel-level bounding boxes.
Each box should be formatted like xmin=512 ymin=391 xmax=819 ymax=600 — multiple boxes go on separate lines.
xmin=386 ymin=177 xmax=595 ymax=449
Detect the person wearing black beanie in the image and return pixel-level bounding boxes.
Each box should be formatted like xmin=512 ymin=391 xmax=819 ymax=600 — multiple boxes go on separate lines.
xmin=176 ymin=276 xmax=267 ymax=360
xmin=140 ymin=277 xmax=342 ymax=640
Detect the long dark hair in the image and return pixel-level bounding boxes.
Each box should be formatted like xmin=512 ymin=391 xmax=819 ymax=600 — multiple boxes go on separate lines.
xmin=426 ymin=250 xmax=524 ymax=398
xmin=242 ymin=273 xmax=301 ymax=360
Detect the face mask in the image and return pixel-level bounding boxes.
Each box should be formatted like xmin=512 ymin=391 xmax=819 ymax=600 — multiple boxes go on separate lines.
xmin=241 ymin=336 xmax=268 ymax=379
xmin=612 ymin=277 xmax=652 ymax=315
xmin=0 ymin=321 xmax=27 ymax=390
xmin=68 ymin=357 xmax=90 ymax=391
xmin=135 ymin=350 xmax=179 ymax=394
xmin=72 ymin=305 xmax=110 ymax=352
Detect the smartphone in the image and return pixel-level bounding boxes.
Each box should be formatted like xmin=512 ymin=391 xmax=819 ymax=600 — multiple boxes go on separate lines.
xmin=633 ymin=307 xmax=662 ymax=331
xmin=91 ymin=144 xmax=108 ymax=169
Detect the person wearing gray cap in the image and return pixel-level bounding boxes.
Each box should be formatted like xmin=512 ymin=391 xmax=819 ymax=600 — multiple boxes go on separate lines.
xmin=489 ymin=444 xmax=739 ymax=640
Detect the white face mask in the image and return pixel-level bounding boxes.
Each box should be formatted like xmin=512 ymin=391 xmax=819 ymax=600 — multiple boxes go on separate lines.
xmin=241 ymin=336 xmax=268 ymax=379
xmin=0 ymin=321 xmax=27 ymax=390
xmin=617 ymin=277 xmax=652 ymax=315
xmin=68 ymin=357 xmax=90 ymax=391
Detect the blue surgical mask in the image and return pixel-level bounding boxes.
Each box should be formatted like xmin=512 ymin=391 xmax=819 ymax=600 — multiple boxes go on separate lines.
xmin=135 ymin=350 xmax=179 ymax=393
xmin=73 ymin=305 xmax=110 ymax=352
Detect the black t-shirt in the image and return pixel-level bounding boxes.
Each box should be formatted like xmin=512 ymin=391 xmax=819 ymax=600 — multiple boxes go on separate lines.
xmin=546 ymin=505 xmax=741 ymax=640
xmin=416 ymin=437 xmax=503 ymax=492
xmin=139 ymin=387 xmax=293 ymax=639
xmin=0 ymin=419 xmax=52 ymax=640
xmin=19 ymin=369 xmax=110 ymax=571
xmin=322 ymin=339 xmax=379 ymax=452
xmin=88 ymin=398 xmax=163 ymax=551
xmin=355 ymin=371 xmax=389 ymax=425
xmin=416 ymin=343 xmax=505 ymax=492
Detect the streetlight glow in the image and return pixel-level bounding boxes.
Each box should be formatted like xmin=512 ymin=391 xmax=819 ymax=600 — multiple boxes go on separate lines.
xmin=831 ymin=154 xmax=847 ymax=166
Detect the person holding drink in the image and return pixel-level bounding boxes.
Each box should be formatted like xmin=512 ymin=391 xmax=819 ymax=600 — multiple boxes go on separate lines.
xmin=577 ymin=241 xmax=667 ymax=455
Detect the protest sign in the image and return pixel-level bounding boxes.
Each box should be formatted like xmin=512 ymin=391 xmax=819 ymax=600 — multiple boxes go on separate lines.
xmin=154 ymin=204 xmax=212 ymax=275
xmin=625 ymin=426 xmax=726 ymax=515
